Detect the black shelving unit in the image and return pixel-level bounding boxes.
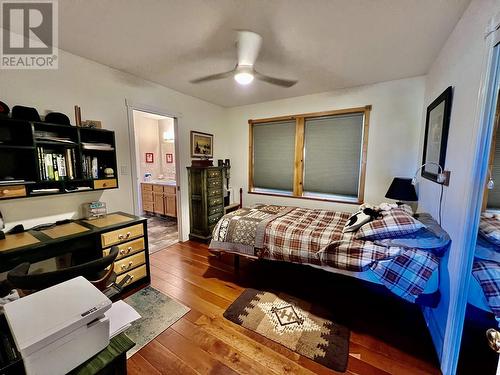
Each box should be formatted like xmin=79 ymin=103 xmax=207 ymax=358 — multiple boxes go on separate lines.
xmin=0 ymin=118 xmax=119 ymax=201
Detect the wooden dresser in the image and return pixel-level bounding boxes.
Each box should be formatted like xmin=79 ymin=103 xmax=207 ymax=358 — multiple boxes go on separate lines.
xmin=187 ymin=166 xmax=224 ymax=241
xmin=0 ymin=212 xmax=150 ymax=297
xmin=141 ymin=183 xmax=177 ymax=217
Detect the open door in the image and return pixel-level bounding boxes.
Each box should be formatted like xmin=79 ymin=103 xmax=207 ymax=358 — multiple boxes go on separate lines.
xmin=457 ymin=27 xmax=500 ymax=375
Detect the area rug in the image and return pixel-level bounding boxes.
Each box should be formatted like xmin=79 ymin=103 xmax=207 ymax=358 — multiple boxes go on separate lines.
xmin=223 ymin=288 xmax=350 ymax=372
xmin=124 ymin=286 xmax=190 ymax=358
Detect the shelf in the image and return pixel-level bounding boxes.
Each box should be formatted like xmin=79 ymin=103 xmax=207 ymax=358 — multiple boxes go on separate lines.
xmin=35 ymin=140 xmax=78 ymax=147
xmin=0 ymin=145 xmax=35 ymax=150
xmin=0 ymin=121 xmax=118 ymax=201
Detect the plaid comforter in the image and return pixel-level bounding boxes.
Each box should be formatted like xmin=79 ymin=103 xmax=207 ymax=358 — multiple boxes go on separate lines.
xmin=472 ymin=260 xmax=500 ymax=318
xmin=210 ymin=205 xmax=447 ymax=302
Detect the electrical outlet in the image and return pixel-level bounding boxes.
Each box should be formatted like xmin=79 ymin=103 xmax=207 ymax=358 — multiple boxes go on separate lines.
xmin=440 ymin=170 xmax=451 ymax=186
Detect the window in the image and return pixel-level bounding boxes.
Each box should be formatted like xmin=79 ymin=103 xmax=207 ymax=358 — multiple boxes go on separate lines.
xmin=249 ymin=106 xmax=371 ymax=204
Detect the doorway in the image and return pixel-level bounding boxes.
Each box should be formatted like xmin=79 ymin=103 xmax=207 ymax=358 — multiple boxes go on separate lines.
xmin=130 ymin=109 xmax=180 ymax=254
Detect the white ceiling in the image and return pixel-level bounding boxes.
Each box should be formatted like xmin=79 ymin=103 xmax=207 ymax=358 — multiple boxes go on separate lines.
xmin=59 ymin=0 xmax=470 ymax=107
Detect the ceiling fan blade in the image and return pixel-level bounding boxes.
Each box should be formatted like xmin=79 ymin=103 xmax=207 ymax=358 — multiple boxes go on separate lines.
xmin=255 ymin=71 xmax=297 ymax=88
xmin=237 ymin=30 xmax=262 ymax=66
xmin=190 ymin=70 xmax=234 ymax=84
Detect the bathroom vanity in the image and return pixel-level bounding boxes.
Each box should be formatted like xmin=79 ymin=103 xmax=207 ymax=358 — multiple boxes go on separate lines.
xmin=141 ymin=181 xmax=177 ymax=218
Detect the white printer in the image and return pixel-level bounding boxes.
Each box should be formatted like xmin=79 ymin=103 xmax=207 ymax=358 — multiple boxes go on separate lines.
xmin=4 ymin=276 xmax=111 ymax=375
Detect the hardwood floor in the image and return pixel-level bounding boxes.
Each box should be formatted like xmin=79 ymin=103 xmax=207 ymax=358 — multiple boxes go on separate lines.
xmin=127 ymin=241 xmax=441 ymax=374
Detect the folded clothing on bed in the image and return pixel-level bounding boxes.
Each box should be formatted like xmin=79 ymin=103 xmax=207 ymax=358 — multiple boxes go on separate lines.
xmin=210 ymin=204 xmax=449 ymax=303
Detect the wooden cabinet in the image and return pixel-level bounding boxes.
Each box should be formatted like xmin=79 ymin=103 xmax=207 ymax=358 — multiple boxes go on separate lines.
xmin=187 ymin=166 xmax=224 ymax=241
xmin=141 ymin=182 xmax=177 ymax=218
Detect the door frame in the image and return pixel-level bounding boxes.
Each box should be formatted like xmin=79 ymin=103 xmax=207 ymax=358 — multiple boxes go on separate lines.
xmin=447 ymin=13 xmax=500 ymax=375
xmin=125 ymin=99 xmax=183 ymax=241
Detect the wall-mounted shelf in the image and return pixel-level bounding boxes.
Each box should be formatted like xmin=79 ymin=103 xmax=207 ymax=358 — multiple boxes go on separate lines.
xmin=0 ymin=118 xmax=119 ymax=201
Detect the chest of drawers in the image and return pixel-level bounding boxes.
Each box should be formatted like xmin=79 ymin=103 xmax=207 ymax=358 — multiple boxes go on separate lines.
xmin=187 ymin=166 xmax=224 ymax=241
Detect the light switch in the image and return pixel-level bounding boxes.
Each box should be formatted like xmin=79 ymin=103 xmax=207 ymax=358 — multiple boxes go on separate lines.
xmin=120 ymin=165 xmax=129 ymax=175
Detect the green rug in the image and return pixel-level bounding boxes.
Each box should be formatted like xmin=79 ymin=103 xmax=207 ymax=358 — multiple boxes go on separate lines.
xmin=124 ymin=286 xmax=190 ymax=358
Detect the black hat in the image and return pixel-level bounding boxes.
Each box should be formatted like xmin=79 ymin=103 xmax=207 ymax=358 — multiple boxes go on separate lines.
xmin=45 ymin=112 xmax=70 ymax=125
xmin=0 ymin=101 xmax=9 ymax=117
xmin=11 ymin=105 xmax=41 ymax=122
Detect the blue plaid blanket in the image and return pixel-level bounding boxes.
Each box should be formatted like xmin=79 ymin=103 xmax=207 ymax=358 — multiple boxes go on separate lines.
xmin=472 ymin=259 xmax=500 ymax=318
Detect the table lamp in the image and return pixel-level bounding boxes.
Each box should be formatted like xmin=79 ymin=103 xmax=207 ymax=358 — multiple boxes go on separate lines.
xmin=385 ymin=177 xmax=418 ymax=205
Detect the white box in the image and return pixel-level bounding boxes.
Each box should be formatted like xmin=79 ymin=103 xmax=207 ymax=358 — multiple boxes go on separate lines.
xmin=4 ymin=276 xmax=111 ymax=375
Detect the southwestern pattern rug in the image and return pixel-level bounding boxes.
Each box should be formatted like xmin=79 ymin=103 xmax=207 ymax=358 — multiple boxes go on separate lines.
xmin=223 ymin=288 xmax=350 ymax=372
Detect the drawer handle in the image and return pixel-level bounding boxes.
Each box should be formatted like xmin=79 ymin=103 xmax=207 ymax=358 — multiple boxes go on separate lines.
xmin=121 ymin=261 xmax=133 ymax=270
xmin=118 ymin=231 xmax=132 ymax=240
xmin=2 ymin=189 xmax=9 ymax=195
xmin=119 ymin=246 xmax=133 ymax=255
xmin=126 ymin=275 xmax=134 ymax=284
xmin=103 ymin=183 xmax=107 ymax=187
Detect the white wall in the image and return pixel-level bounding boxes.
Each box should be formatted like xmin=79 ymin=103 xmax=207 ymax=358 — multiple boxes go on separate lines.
xmin=223 ymin=76 xmax=426 ymax=212
xmin=416 ymin=0 xmax=500 ymax=373
xmin=0 ymin=49 xmax=225 ymax=241
xmin=134 ymin=113 xmax=162 ymax=179
xmin=159 ymin=118 xmax=176 ymax=180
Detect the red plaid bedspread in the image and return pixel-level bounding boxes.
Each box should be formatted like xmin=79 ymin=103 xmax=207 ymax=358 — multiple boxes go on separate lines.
xmin=211 ymin=205 xmax=442 ymax=302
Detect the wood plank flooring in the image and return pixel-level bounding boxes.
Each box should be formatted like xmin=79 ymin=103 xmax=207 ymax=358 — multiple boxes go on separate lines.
xmin=127 ymin=241 xmax=441 ymax=374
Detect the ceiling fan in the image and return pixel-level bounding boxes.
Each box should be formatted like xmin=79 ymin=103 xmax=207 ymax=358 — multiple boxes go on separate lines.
xmin=190 ymin=30 xmax=297 ymax=88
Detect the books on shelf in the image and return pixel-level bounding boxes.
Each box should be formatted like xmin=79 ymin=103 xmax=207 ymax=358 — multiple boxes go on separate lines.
xmin=37 ymin=147 xmax=77 ymax=181
xmin=82 ymin=155 xmax=100 ymax=179
xmin=82 ymin=142 xmax=114 ymax=151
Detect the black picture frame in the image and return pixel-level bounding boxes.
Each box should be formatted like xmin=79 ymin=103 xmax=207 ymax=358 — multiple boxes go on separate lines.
xmin=421 ymin=86 xmax=453 ymax=183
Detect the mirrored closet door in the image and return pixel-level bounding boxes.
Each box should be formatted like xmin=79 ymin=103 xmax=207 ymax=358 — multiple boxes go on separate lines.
xmin=457 ymin=33 xmax=500 ymax=375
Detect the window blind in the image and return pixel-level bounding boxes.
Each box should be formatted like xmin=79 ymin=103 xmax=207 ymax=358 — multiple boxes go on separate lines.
xmin=303 ymin=114 xmax=364 ymax=197
xmin=488 ymin=130 xmax=500 ymax=208
xmin=253 ymin=120 xmax=295 ymax=192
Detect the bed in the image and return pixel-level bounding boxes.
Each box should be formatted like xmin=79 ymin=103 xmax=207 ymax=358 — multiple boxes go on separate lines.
xmin=209 ymin=204 xmax=450 ymax=305
xmin=469 ymin=215 xmax=500 ymax=319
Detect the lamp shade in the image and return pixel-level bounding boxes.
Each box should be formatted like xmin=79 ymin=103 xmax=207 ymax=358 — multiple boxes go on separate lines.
xmin=385 ymin=177 xmax=418 ymax=202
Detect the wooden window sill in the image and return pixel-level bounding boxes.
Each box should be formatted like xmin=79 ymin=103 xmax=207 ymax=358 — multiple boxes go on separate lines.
xmin=248 ymin=190 xmax=362 ymax=205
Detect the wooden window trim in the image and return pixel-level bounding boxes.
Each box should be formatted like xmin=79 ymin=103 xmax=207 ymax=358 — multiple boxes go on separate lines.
xmin=248 ymin=105 xmax=371 ymax=204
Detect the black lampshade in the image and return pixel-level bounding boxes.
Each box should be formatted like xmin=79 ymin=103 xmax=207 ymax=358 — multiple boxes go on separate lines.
xmin=385 ymin=177 xmax=418 ymax=202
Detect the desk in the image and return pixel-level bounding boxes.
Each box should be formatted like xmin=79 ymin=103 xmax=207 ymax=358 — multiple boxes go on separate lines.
xmin=0 ymin=212 xmax=151 ymax=296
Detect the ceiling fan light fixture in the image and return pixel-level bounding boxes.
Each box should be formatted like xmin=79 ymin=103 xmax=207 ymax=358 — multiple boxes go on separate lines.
xmin=234 ymin=71 xmax=254 ymax=85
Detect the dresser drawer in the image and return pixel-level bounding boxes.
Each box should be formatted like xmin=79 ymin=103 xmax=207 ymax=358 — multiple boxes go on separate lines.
xmin=116 ymin=264 xmax=147 ymax=286
xmin=207 ymin=178 xmax=222 ymax=189
xmin=103 ymin=237 xmax=145 ymax=260
xmin=208 ymin=213 xmax=223 ymax=225
xmin=208 ymin=205 xmax=224 ymax=216
xmin=141 ymin=183 xmax=153 ymax=191
xmin=207 ymin=169 xmax=222 ymax=179
xmin=152 ymin=184 xmax=164 ymax=192
xmin=101 ymin=224 xmax=143 ymax=247
xmin=0 ymin=185 xmax=26 ymax=199
xmin=114 ymin=251 xmax=146 ymax=275
xmin=93 ymin=179 xmax=117 ymax=190
xmin=208 ymin=196 xmax=223 ymax=207
xmin=164 ymin=185 xmax=176 ymax=194
xmin=208 ymin=188 xmax=222 ymax=197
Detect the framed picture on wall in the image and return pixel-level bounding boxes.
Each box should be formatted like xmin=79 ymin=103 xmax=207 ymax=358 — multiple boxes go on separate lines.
xmin=166 ymin=153 xmax=173 ymax=163
xmin=190 ymin=131 xmax=213 ymax=158
xmin=421 ymin=86 xmax=453 ymax=183
xmin=145 ymin=152 xmax=154 ymax=163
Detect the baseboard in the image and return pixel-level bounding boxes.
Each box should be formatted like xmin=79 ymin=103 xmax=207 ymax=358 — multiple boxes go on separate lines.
xmin=422 ymin=306 xmax=444 ymax=360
